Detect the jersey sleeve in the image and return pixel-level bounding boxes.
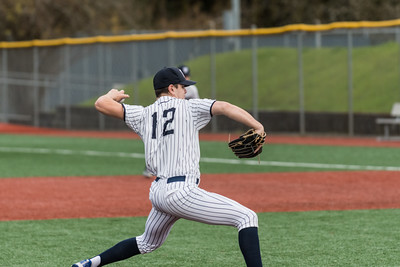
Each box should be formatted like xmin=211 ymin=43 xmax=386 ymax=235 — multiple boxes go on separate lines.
xmin=123 ymin=104 xmax=145 ymax=135
xmin=188 ymin=98 xmax=216 ymax=130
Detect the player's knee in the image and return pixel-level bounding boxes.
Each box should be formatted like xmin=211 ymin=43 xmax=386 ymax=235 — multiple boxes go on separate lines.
xmin=238 ymin=209 xmax=258 ymax=230
xmin=136 ymin=235 xmax=164 ymax=254
xmin=138 ymin=243 xmax=161 ymax=254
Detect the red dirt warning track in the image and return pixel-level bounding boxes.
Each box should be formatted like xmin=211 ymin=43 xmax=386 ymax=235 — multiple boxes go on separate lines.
xmin=1 ymin=171 xmax=400 ymax=221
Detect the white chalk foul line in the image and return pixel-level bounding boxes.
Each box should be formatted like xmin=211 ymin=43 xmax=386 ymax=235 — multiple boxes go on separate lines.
xmin=200 ymin=158 xmax=400 ymax=171
xmin=0 ymin=146 xmax=144 ymax=158
xmin=1 ymin=146 xmax=399 ymax=171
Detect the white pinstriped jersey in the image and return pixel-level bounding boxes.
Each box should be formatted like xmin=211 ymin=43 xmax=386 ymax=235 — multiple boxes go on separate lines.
xmin=123 ymin=96 xmax=215 ymax=179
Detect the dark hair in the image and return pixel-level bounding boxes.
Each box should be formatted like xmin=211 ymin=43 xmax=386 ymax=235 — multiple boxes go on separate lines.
xmin=155 ymin=84 xmax=179 ymax=97
xmin=155 ymin=87 xmax=169 ymax=97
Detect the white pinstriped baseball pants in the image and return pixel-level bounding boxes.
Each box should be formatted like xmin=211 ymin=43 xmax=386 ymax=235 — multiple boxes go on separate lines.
xmin=136 ymin=176 xmax=258 ymax=254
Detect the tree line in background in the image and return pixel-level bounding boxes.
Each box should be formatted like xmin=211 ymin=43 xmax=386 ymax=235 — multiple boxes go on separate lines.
xmin=0 ymin=0 xmax=400 ymax=41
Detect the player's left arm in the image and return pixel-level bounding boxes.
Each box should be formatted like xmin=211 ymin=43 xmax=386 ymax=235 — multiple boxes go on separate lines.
xmin=211 ymin=101 xmax=264 ymax=135
xmin=95 ymin=89 xmax=130 ymax=120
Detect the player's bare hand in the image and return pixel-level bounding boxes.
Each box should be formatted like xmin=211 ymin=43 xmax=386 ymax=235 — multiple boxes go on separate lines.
xmin=254 ymin=125 xmax=265 ymax=136
xmin=107 ymin=89 xmax=130 ymax=103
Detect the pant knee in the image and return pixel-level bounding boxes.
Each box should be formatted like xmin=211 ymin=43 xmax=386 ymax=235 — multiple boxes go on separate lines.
xmin=238 ymin=209 xmax=258 ymax=231
xmin=136 ymin=235 xmax=164 ymax=254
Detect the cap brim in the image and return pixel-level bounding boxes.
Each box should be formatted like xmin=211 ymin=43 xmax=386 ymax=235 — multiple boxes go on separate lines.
xmin=181 ymin=80 xmax=196 ymax=87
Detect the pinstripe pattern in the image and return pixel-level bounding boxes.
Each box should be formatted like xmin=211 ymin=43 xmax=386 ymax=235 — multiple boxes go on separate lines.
xmin=125 ymin=96 xmax=213 ymax=180
xmin=124 ymin=97 xmax=258 ymax=254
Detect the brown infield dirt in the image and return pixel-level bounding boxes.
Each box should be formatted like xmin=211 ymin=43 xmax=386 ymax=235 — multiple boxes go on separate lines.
xmin=1 ymin=123 xmax=400 ymax=221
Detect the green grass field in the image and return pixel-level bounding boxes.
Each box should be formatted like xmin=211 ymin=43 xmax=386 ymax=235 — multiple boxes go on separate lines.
xmin=1 ymin=134 xmax=400 ymax=266
xmin=1 ymin=134 xmax=399 ymax=177
xmin=2 ymin=210 xmax=400 ymax=266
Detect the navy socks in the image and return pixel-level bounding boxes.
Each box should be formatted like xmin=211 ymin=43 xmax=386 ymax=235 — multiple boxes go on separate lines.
xmin=96 ymin=229 xmax=262 ymax=266
xmin=238 ymin=227 xmax=263 ymax=267
xmin=98 ymin=237 xmax=140 ymax=266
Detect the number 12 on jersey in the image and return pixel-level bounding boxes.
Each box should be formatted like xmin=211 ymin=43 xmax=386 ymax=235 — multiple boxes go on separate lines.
xmin=151 ymin=108 xmax=176 ymax=139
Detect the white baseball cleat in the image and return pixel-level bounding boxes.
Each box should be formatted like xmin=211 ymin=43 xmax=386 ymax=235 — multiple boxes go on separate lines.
xmin=72 ymin=259 xmax=92 ymax=267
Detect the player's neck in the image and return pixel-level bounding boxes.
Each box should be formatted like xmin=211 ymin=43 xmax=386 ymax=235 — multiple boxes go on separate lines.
xmin=158 ymin=93 xmax=179 ymax=99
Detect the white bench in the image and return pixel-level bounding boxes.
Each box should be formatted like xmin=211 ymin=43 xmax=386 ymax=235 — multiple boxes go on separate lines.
xmin=376 ymin=103 xmax=400 ymax=140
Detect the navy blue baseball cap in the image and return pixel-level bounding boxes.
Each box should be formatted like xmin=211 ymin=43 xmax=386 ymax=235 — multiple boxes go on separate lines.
xmin=178 ymin=65 xmax=190 ymax=76
xmin=153 ymin=67 xmax=196 ymax=90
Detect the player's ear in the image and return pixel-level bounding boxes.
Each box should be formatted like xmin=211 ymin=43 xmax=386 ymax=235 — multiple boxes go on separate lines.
xmin=167 ymin=84 xmax=173 ymax=93
xmin=167 ymin=84 xmax=176 ymax=96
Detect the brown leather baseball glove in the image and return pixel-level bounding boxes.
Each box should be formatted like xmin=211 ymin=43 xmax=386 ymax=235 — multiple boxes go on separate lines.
xmin=228 ymin=129 xmax=266 ymax=158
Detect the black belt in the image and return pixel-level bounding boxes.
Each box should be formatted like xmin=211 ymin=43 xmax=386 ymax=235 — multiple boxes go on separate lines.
xmin=155 ymin=176 xmax=199 ymax=184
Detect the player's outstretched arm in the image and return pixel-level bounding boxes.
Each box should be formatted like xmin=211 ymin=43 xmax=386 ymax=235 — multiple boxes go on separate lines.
xmin=95 ymin=89 xmax=129 ymax=120
xmin=211 ymin=101 xmax=264 ymax=134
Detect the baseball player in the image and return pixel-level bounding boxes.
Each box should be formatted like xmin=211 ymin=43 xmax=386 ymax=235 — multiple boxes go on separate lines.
xmin=72 ymin=67 xmax=264 ymax=267
xmin=178 ymin=64 xmax=199 ymax=99
xmin=142 ymin=64 xmax=198 ymax=179
xmin=143 ymin=65 xmax=200 ymax=178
